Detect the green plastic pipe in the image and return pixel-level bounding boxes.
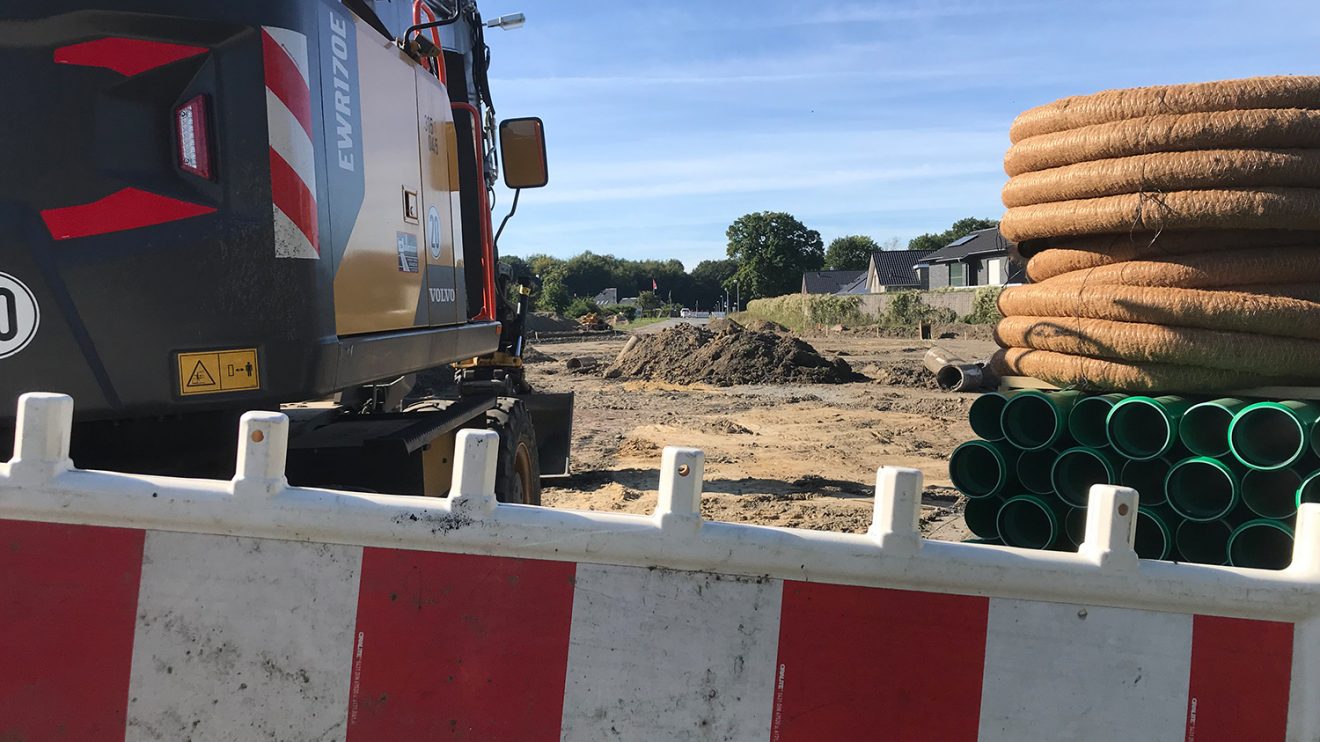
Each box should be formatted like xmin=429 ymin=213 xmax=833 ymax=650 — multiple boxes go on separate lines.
xmin=963 ymin=495 xmax=1004 ymax=540
xmin=1050 ymin=446 xmax=1123 ymax=508
xmin=961 ymin=537 xmax=1004 ymax=546
xmin=1165 ymin=456 xmax=1242 ymax=522
xmin=1175 ymin=519 xmax=1233 ymax=566
xmin=1120 ymin=457 xmax=1171 ymax=508
xmin=1135 ymin=505 xmax=1179 ymax=561
xmin=1241 ymin=467 xmax=1302 ymax=520
xmin=1015 ymin=447 xmax=1057 ymax=495
xmin=949 ymin=440 xmax=1020 ymax=499
xmin=1064 ymin=506 xmax=1086 ymax=549
xmin=1228 ymin=519 xmax=1294 ymax=570
xmin=1001 ymin=390 xmax=1081 ymax=451
xmin=1179 ymin=398 xmax=1246 ymax=457
xmin=1106 ymin=395 xmax=1191 ymax=460
xmin=1229 ymin=400 xmax=1320 ymax=471
xmin=1067 ymin=394 xmax=1126 ymax=449
xmin=968 ymin=391 xmax=1017 ymax=442
xmin=996 ymin=494 xmax=1062 ymax=550
xmin=1297 ymin=469 xmax=1320 ymax=510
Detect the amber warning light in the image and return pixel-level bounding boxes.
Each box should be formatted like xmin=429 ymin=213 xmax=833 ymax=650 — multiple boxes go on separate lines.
xmin=175 ymin=95 xmax=212 ymax=179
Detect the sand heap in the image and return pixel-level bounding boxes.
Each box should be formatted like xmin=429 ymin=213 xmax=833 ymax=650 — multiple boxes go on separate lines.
xmin=605 ymin=321 xmax=859 ymax=386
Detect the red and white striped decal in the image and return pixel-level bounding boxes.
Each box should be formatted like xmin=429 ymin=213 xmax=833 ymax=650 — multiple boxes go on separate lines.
xmin=0 ymin=519 xmax=1297 ymax=741
xmin=261 ymin=27 xmax=319 ymax=259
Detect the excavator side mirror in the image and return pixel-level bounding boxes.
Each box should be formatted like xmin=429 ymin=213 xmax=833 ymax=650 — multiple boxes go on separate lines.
xmin=499 ymin=117 xmax=548 ymax=189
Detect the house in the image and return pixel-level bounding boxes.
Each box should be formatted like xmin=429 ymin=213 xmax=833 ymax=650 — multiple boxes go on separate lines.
xmin=864 ymin=249 xmax=935 ymax=293
xmin=592 ymin=288 xmax=618 ymax=306
xmin=916 ymin=228 xmax=1024 ymax=288
xmin=834 ymin=272 xmax=870 ymax=295
xmin=801 ymin=270 xmax=864 ymax=295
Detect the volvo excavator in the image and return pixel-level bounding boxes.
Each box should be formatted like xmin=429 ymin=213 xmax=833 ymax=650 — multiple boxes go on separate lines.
xmin=0 ymin=0 xmax=571 ymax=503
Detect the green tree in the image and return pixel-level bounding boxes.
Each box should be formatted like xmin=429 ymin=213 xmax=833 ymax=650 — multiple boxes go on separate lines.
xmin=908 ymin=217 xmax=999 ymax=252
xmin=824 ymin=235 xmax=878 ymax=271
xmin=725 ymin=212 xmax=824 ymax=299
xmin=690 ymin=259 xmax=738 ymax=308
xmin=536 ymin=267 xmax=570 ymax=313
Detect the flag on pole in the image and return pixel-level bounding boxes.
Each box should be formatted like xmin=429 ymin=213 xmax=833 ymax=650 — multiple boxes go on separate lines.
xmin=651 ymin=278 xmax=658 ymax=290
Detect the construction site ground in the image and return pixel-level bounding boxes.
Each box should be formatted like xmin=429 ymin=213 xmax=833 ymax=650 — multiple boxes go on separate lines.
xmin=527 ymin=319 xmax=998 ymax=541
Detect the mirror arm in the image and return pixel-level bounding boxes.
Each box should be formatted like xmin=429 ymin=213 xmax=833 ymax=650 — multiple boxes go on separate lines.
xmin=494 ymin=188 xmax=521 ymax=246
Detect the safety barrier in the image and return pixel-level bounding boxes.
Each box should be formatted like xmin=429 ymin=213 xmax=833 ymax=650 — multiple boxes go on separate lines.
xmin=2 ymin=392 xmax=1319 ymax=740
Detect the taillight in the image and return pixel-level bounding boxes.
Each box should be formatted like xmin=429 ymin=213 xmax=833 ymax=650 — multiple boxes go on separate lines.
xmin=175 ymin=95 xmax=213 ymax=179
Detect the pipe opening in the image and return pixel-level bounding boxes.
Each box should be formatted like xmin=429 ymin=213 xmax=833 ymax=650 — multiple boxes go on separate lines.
xmin=1230 ymin=405 xmax=1305 ymax=470
xmin=935 ymin=365 xmax=964 ymax=390
xmin=963 ymin=497 xmax=1001 ymax=539
xmin=1064 ymin=506 xmax=1086 ymax=548
xmin=1175 ymin=520 xmax=1231 ymax=565
xmin=997 ymin=496 xmax=1057 ymax=549
xmin=1166 ymin=458 xmax=1237 ymax=521
xmin=1180 ymin=404 xmax=1233 ymax=457
xmin=1121 ymin=458 xmax=1170 ymax=507
xmin=1297 ymin=470 xmax=1320 ymax=509
xmin=968 ymin=393 xmax=1008 ymax=441
xmin=1016 ymin=449 xmax=1056 ymax=495
xmin=1002 ymin=394 xmax=1061 ymax=450
xmin=1068 ymin=396 xmax=1114 ymax=449
xmin=1241 ymin=468 xmax=1301 ymax=519
xmin=1134 ymin=510 xmax=1172 ymax=560
xmin=1051 ymin=448 xmax=1116 ymax=507
xmin=949 ymin=441 xmax=1006 ymax=498
xmin=1228 ymin=521 xmax=1294 ymax=570
xmin=1108 ymin=401 xmax=1171 ymax=459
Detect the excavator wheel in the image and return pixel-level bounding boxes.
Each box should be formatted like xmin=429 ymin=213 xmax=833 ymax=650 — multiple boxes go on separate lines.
xmin=486 ymin=397 xmax=541 ymax=505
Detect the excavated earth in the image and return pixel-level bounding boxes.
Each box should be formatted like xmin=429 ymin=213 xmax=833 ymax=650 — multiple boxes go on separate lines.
xmin=528 ymin=320 xmax=999 ymax=540
xmin=603 ymin=321 xmax=861 ymax=386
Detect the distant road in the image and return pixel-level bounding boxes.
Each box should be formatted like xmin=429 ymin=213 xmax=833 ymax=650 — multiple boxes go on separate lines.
xmin=631 ymin=317 xmax=710 ymax=334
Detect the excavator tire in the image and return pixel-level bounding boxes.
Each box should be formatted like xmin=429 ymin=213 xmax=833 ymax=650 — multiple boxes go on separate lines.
xmin=486 ymin=397 xmax=541 ymax=505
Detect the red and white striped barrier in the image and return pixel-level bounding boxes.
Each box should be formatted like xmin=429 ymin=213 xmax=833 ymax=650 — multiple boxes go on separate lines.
xmin=261 ymin=26 xmax=319 ymax=260
xmin=2 ymin=392 xmax=1319 ymax=740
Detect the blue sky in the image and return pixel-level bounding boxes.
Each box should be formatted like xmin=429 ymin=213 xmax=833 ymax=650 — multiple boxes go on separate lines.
xmin=483 ymin=0 xmax=1320 ymax=269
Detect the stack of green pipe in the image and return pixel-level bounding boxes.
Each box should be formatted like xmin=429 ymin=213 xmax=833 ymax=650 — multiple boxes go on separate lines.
xmin=953 ymin=390 xmax=1314 ymax=570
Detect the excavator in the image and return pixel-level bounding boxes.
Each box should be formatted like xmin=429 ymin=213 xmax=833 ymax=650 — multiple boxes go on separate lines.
xmin=0 ymin=0 xmax=572 ymax=503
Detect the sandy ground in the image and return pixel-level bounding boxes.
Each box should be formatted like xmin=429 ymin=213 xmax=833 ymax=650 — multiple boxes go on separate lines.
xmin=526 ymin=322 xmax=999 ymax=540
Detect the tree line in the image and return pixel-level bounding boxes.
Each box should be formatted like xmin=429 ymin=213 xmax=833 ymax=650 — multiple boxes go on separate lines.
xmin=507 ymin=213 xmax=998 ymax=314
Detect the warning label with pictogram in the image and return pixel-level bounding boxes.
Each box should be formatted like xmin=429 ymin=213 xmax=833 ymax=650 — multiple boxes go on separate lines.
xmin=177 ymin=349 xmax=260 ymax=396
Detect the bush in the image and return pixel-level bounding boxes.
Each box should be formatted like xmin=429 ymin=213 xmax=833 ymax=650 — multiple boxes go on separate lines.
xmin=565 ymin=297 xmax=602 ymax=318
xmin=601 ymin=304 xmax=637 ymax=321
xmin=962 ymin=286 xmax=1004 ymax=324
xmin=884 ymin=291 xmax=956 ymax=325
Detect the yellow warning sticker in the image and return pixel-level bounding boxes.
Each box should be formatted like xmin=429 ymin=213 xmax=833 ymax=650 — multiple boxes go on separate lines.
xmin=177 ymin=349 xmax=260 ymax=396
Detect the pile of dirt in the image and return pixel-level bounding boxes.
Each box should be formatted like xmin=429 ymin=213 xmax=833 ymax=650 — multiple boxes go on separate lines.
xmin=867 ymin=360 xmax=939 ymax=389
xmin=744 ymin=319 xmax=789 ymax=333
xmin=604 ymin=322 xmax=861 ymax=386
xmin=706 ymin=317 xmax=743 ymax=333
xmin=525 ymin=312 xmax=582 ymax=333
xmin=520 ymin=346 xmax=556 ymax=363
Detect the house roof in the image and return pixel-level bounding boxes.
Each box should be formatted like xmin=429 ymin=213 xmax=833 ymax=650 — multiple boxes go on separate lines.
xmin=917 ymin=228 xmax=1015 ymax=264
xmin=870 ymin=249 xmax=935 ymax=286
xmin=835 ymin=272 xmax=870 ymax=295
xmin=802 ymin=270 xmax=864 ymax=294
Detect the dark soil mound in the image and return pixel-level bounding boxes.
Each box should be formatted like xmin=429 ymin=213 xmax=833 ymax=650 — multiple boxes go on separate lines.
xmin=604 ymin=322 xmax=861 ymax=386
xmin=706 ymin=317 xmax=744 ymax=334
xmin=868 ymin=360 xmax=939 ymax=389
xmin=744 ymin=319 xmax=789 ymax=333
xmin=525 ymin=312 xmax=582 ymax=333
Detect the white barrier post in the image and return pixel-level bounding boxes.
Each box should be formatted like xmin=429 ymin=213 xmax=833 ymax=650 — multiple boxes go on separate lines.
xmin=1290 ymin=503 xmax=1320 ymax=578
xmin=450 ymin=429 xmax=498 ymax=517
xmin=7 ymin=392 xmax=75 ymax=485
xmin=230 ymin=411 xmax=290 ymax=499
xmin=655 ymin=447 xmax=704 ymax=532
xmin=868 ymin=466 xmax=922 ymax=555
xmin=1079 ymin=484 xmax=1139 ymax=570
